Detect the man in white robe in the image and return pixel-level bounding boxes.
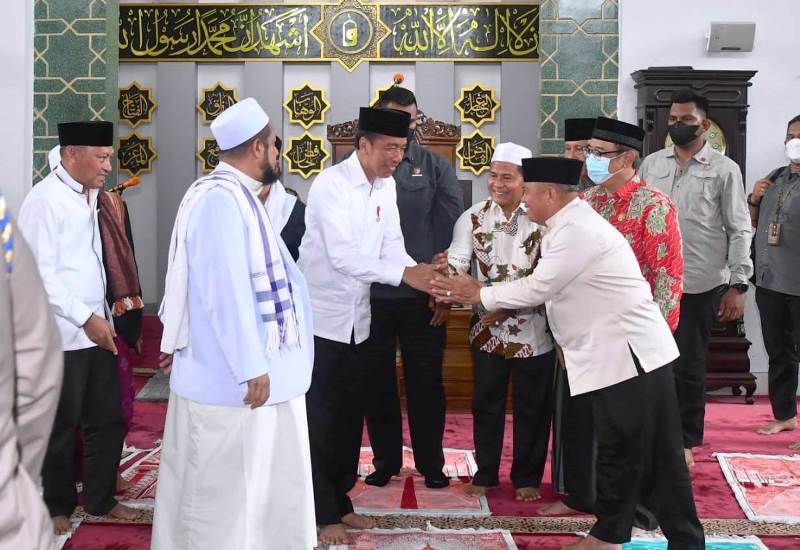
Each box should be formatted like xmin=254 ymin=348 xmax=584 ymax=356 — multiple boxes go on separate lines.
xmin=152 ymin=98 xmax=316 ymax=550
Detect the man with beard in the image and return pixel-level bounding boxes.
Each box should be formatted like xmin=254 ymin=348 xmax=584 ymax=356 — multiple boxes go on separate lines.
xmin=153 ymin=98 xmax=317 ymax=549
xmin=298 ymin=107 xmax=437 ymax=545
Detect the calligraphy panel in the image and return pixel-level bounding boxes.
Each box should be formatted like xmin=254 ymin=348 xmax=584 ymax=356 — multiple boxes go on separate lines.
xmin=197 ymin=138 xmax=220 ymax=173
xmin=284 ymin=83 xmax=330 ymax=129
xmin=456 ymin=83 xmax=499 ymax=127
xmin=118 ymin=134 xmax=157 ymax=176
xmin=457 ymin=130 xmax=494 ymax=176
xmin=198 ymin=82 xmax=239 ymax=124
xmin=284 ymin=133 xmax=330 ymax=178
xmin=119 ymin=82 xmax=157 ymax=128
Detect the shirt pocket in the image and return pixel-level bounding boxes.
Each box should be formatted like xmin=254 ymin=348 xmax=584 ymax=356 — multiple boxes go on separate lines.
xmin=685 ymin=170 xmax=721 ymax=221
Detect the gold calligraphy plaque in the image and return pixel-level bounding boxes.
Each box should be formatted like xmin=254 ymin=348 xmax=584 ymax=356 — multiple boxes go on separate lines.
xmin=310 ymin=0 xmax=389 ymax=71
xmin=456 ymin=83 xmax=499 ymax=128
xmin=197 ymin=138 xmax=221 ymax=173
xmin=118 ymin=82 xmax=156 ymax=128
xmin=457 ymin=130 xmax=495 ymax=176
xmin=284 ymin=132 xmax=330 ymax=178
xmin=284 ymin=83 xmax=330 ymax=130
xmin=198 ymin=82 xmax=239 ymax=124
xmin=118 ymin=133 xmax=157 ymax=176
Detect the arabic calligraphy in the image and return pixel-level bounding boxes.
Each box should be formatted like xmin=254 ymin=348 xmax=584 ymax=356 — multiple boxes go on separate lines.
xmin=284 ymin=84 xmax=330 ymax=129
xmin=198 ymin=82 xmax=238 ymax=124
xmin=457 ymin=130 xmax=494 ymax=176
xmin=197 ymin=138 xmax=220 ymax=173
xmin=118 ymin=82 xmax=156 ymax=128
xmin=456 ymin=83 xmax=499 ymax=127
xmin=118 ymin=133 xmax=157 ymax=176
xmin=119 ymin=3 xmax=539 ymax=66
xmin=284 ymin=133 xmax=329 ymax=178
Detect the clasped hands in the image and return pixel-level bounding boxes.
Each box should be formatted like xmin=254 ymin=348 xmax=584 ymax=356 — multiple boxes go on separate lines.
xmin=402 ymin=251 xmax=485 ymax=307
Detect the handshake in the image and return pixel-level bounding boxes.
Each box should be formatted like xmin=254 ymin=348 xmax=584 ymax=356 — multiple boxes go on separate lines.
xmin=401 ymin=251 xmax=484 ymax=307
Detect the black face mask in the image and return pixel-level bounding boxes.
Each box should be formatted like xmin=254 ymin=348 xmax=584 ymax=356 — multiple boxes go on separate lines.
xmin=668 ymin=122 xmax=701 ymax=147
xmin=407 ymin=127 xmax=416 ymax=147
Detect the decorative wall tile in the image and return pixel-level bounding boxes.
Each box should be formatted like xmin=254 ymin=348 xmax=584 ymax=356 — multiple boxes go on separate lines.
xmin=539 ymin=0 xmax=619 ymax=155
xmin=33 ymin=0 xmax=118 ymax=181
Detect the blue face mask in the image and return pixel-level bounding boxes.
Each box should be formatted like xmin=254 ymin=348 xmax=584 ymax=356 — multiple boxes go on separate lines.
xmin=585 ymin=153 xmax=623 ymax=185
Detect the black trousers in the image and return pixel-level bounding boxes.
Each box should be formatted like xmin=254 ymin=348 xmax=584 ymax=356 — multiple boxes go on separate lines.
xmin=551 ymin=366 xmax=597 ymax=512
xmin=590 ymin=362 xmax=704 ymax=548
xmin=363 ymin=298 xmax=446 ymax=477
xmin=42 ymin=347 xmax=125 ymax=517
xmin=306 ymin=335 xmax=368 ymax=525
xmin=674 ymin=286 xmax=724 ymax=448
xmin=756 ymin=286 xmax=800 ymax=421
xmin=471 ymin=349 xmax=554 ymax=488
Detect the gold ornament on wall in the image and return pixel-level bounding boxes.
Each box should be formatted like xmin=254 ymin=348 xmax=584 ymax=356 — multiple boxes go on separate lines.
xmin=197 ymin=82 xmax=239 ymax=124
xmin=118 ymin=133 xmax=157 ymax=176
xmin=284 ymin=133 xmax=330 ymax=178
xmin=197 ymin=138 xmax=220 ymax=173
xmin=665 ymin=118 xmax=727 ymax=155
xmin=456 ymin=83 xmax=499 ymax=128
xmin=310 ymin=0 xmax=390 ymax=71
xmin=457 ymin=130 xmax=495 ymax=176
xmin=118 ymin=82 xmax=156 ymax=128
xmin=284 ymin=83 xmax=331 ymax=129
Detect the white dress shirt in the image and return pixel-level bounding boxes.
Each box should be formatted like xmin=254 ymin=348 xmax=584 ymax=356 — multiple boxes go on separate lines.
xmin=169 ymin=164 xmax=314 ymax=407
xmin=17 ymin=165 xmax=107 ymax=351
xmin=480 ymin=198 xmax=679 ymax=396
xmin=298 ymin=151 xmax=415 ymax=345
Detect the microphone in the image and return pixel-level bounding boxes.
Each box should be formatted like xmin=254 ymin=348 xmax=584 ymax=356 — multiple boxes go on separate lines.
xmin=108 ymin=176 xmax=140 ymax=194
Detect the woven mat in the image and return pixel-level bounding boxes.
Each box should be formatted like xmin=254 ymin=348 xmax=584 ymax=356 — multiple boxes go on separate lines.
xmin=134 ymin=369 xmax=169 ymax=402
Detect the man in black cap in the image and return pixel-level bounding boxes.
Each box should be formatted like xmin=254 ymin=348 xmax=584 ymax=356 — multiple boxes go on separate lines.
xmin=563 ymin=117 xmax=596 ymax=190
xmin=362 ymin=86 xmax=462 ymax=491
xmin=298 ymin=107 xmax=437 ymax=545
xmin=18 ymin=121 xmax=139 ymax=533
xmin=431 ymin=157 xmax=704 ymax=550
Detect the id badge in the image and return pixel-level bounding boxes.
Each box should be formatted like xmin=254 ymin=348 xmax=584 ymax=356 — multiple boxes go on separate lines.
xmin=768 ymin=222 xmax=782 ymax=246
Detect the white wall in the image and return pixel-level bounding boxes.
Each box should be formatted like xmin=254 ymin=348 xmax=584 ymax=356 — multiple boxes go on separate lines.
xmin=0 ymin=0 xmax=34 ymax=216
xmin=618 ymin=0 xmax=800 ymax=388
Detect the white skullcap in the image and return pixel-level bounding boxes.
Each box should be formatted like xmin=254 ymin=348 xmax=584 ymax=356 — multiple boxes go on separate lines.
xmin=48 ymin=145 xmax=61 ymax=171
xmin=210 ymin=97 xmax=270 ymax=151
xmin=491 ymin=142 xmax=532 ymax=167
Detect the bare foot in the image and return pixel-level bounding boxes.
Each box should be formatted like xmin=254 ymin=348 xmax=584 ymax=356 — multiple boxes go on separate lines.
xmin=539 ymin=499 xmax=583 ymax=516
xmin=515 ymin=486 xmax=541 ymax=501
xmin=757 ymin=417 xmax=797 ymax=435
xmin=684 ymin=448 xmax=695 ymax=469
xmin=790 ymin=441 xmax=800 ymax=451
xmin=106 ymin=502 xmax=140 ymax=521
xmin=463 ymin=483 xmax=495 ymax=497
xmin=318 ymin=523 xmax=349 ymax=545
xmin=52 ymin=515 xmax=72 ymax=535
xmin=116 ymin=473 xmax=132 ymax=493
xmin=562 ymin=534 xmax=622 ymax=549
xmin=341 ymin=512 xmax=375 ymax=529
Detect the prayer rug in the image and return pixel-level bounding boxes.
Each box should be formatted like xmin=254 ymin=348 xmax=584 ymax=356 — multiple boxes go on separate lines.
xmin=623 ymin=535 xmax=768 ymax=549
xmin=351 ymin=447 xmax=490 ymax=517
xmin=134 ymin=369 xmax=169 ymax=402
xmin=117 ymin=443 xmax=161 ymax=510
xmin=338 ymin=527 xmax=517 ymax=549
xmin=716 ymin=452 xmax=800 ymax=524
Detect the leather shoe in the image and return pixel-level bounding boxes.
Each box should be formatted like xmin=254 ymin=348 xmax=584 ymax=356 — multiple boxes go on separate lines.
xmin=424 ymin=472 xmax=450 ymax=489
xmin=364 ymin=470 xmax=395 ymax=487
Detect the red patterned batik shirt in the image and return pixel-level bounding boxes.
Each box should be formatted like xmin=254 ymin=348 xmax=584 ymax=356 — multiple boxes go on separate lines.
xmin=581 ymin=174 xmax=684 ymax=331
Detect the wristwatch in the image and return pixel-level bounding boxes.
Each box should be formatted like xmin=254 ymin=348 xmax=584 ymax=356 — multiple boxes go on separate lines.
xmin=746 ymin=194 xmax=760 ymax=208
xmin=731 ymin=283 xmax=749 ymax=294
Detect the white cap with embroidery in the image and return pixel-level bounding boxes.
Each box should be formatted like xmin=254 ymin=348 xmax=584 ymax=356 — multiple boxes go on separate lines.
xmin=210 ymin=97 xmax=270 ymax=151
xmin=491 ymin=142 xmax=532 ymax=167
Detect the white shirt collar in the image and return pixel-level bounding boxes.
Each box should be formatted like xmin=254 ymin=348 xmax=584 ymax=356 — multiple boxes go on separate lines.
xmin=216 ymin=161 xmax=263 ymax=193
xmin=55 ymin=164 xmax=98 ymax=203
xmin=345 ymin=150 xmax=388 ymax=191
xmin=544 ymin=196 xmax=581 ymax=229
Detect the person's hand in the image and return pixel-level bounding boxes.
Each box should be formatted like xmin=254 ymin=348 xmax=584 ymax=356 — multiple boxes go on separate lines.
xmin=158 ymin=353 xmax=173 ymax=375
xmin=430 ymin=272 xmax=483 ymax=305
xmin=482 ymin=309 xmax=511 ymax=327
xmin=750 ymin=178 xmax=773 ymax=205
xmin=718 ymin=288 xmax=746 ymax=322
xmin=243 ymin=374 xmax=270 ymax=409
xmin=402 ymin=263 xmax=436 ymax=293
xmin=83 ymin=314 xmax=118 ymax=355
xmin=432 ymin=250 xmax=449 ymax=273
xmin=428 ymin=295 xmax=451 ymax=326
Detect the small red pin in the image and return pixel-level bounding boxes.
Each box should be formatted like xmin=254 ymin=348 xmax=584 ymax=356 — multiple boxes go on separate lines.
xmin=376 ymin=205 xmax=381 ymax=222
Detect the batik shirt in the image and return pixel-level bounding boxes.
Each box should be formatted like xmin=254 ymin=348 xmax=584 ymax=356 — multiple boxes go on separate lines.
xmin=581 ymin=174 xmax=684 ymax=331
xmin=448 ymin=200 xmax=553 ymax=359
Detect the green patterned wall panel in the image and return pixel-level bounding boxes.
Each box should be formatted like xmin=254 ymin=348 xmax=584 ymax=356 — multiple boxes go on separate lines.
xmin=33 ymin=0 xmax=119 ymax=181
xmin=540 ymin=0 xmax=619 ymax=155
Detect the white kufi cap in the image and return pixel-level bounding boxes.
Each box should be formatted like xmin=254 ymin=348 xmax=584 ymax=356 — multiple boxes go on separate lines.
xmin=48 ymin=145 xmax=61 ymax=171
xmin=491 ymin=142 xmax=532 ymax=167
xmin=210 ymin=97 xmax=270 ymax=151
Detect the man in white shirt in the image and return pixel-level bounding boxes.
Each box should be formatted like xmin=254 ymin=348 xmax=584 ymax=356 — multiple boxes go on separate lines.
xmin=153 ymin=99 xmax=316 ymax=550
xmin=431 ymin=157 xmax=703 ymax=550
xmin=298 ymin=107 xmax=435 ymax=545
xmin=18 ymin=122 xmax=139 ymax=533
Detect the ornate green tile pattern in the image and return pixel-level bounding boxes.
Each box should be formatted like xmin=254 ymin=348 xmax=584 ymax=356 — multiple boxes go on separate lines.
xmin=33 ymin=0 xmax=119 ymax=181
xmin=540 ymin=0 xmax=619 ymax=155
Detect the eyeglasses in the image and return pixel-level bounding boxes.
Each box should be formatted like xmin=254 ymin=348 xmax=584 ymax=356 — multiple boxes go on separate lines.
xmin=583 ymin=147 xmax=622 ymax=158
